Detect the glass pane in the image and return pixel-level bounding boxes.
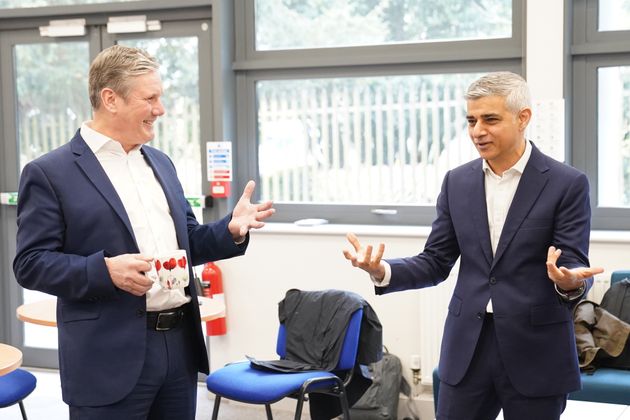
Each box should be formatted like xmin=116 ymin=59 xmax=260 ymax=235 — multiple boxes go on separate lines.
xmin=599 ymin=0 xmax=630 ymax=31
xmin=15 ymin=41 xmax=91 ymax=349
xmin=598 ymin=66 xmax=630 ymax=208
xmin=23 ymin=290 xmax=58 ymax=349
xmin=120 ymin=37 xmax=201 ymax=195
xmin=0 ymin=0 xmax=135 ymax=8
xmin=255 ymin=0 xmax=512 ymax=51
xmin=257 ymin=73 xmax=481 ymax=205
xmin=15 ymin=42 xmax=91 ymax=171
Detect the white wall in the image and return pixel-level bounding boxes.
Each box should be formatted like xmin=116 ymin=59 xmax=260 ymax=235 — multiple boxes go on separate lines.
xmin=207 ymin=0 xmax=630 ymax=417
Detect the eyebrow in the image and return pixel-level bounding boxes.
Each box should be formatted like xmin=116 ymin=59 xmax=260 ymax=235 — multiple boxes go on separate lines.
xmin=466 ymin=113 xmax=501 ymax=119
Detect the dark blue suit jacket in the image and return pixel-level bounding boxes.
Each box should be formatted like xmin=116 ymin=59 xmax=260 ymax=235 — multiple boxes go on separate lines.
xmin=13 ymin=131 xmax=247 ymax=406
xmin=378 ymin=143 xmax=592 ymax=397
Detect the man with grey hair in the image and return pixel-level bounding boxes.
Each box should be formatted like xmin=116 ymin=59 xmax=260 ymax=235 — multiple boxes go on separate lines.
xmin=14 ymin=45 xmax=274 ymax=419
xmin=344 ymin=71 xmax=603 ymax=419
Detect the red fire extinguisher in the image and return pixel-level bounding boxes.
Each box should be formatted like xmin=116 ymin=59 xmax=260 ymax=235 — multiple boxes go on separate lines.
xmin=201 ymin=262 xmax=227 ymax=336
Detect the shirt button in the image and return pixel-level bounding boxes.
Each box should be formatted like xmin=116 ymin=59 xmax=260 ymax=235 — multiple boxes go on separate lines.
xmin=489 ymin=277 xmax=497 ymax=285
xmin=136 ymin=309 xmax=145 ymax=317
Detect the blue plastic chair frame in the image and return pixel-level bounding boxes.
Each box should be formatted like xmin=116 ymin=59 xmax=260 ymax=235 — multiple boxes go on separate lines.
xmin=206 ymin=307 xmax=363 ymax=420
xmin=0 ymin=368 xmax=37 ymax=420
xmin=568 ymin=270 xmax=630 ymax=405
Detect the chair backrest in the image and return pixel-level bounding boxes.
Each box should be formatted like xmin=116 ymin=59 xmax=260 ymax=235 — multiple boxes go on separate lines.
xmin=276 ymin=307 xmax=363 ymax=371
xmin=611 ymin=270 xmax=630 ymax=286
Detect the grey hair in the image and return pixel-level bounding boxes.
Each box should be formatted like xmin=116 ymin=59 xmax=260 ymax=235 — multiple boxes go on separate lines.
xmin=89 ymin=45 xmax=159 ymax=110
xmin=465 ymin=71 xmax=531 ymax=113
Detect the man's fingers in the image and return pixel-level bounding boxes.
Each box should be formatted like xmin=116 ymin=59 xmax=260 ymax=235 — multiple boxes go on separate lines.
xmin=546 ymin=246 xmax=561 ymax=265
xmin=240 ymin=180 xmax=256 ymax=201
xmin=257 ymin=200 xmax=274 ymax=211
xmin=256 ymin=208 xmax=276 ymax=221
xmin=363 ymin=245 xmax=373 ymax=264
xmin=588 ymin=267 xmax=605 ymax=276
xmin=373 ymin=243 xmax=385 ymax=264
xmin=346 ymin=232 xmax=362 ymax=252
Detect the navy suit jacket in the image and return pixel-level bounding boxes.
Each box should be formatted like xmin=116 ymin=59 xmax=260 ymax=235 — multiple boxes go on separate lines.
xmin=378 ymin=143 xmax=592 ymax=397
xmin=13 ymin=131 xmax=247 ymax=406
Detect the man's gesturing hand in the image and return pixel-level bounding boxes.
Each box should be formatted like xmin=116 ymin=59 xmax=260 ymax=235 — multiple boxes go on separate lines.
xmin=546 ymin=246 xmax=604 ymax=291
xmin=105 ymin=254 xmax=154 ymax=296
xmin=343 ymin=232 xmax=386 ymax=281
xmin=228 ymin=180 xmax=275 ymax=243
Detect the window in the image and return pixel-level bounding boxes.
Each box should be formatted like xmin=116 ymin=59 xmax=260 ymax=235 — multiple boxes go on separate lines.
xmin=572 ymin=0 xmax=630 ymax=229
xmin=257 ymin=73 xmax=480 ymax=206
xmin=254 ymin=0 xmax=512 ymax=50
xmin=0 ymin=0 xmax=134 ymax=8
xmin=599 ymin=0 xmax=630 ymax=31
xmin=235 ymin=0 xmax=524 ymax=225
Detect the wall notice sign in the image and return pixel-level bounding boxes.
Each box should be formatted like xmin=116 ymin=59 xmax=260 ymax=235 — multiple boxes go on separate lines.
xmin=206 ymin=142 xmax=232 ymax=182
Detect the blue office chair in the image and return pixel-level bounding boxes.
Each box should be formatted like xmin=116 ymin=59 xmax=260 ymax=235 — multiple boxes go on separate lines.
xmin=0 ymin=368 xmax=37 ymax=420
xmin=206 ymin=307 xmax=363 ymax=420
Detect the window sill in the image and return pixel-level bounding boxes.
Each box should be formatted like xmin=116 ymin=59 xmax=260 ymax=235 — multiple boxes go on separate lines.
xmin=255 ymin=223 xmax=429 ymax=238
xmin=254 ymin=223 xmax=630 ymax=243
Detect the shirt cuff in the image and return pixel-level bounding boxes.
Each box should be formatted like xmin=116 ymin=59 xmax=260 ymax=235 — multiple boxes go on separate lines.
xmin=370 ymin=262 xmax=391 ymax=287
xmin=554 ymin=280 xmax=586 ymax=302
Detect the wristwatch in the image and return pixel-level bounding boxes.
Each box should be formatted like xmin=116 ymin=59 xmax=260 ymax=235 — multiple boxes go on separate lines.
xmin=555 ymin=280 xmax=586 ymax=301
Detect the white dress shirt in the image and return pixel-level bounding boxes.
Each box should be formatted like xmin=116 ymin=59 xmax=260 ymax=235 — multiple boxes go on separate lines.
xmin=81 ymin=122 xmax=190 ymax=311
xmin=373 ymin=141 xmax=533 ymax=314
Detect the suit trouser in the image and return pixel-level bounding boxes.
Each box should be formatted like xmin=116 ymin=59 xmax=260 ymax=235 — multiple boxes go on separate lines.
xmin=436 ymin=314 xmax=567 ymax=420
xmin=69 ymin=313 xmax=199 ymax=420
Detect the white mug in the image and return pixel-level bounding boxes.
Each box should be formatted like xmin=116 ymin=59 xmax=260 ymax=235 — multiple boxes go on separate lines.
xmin=154 ymin=249 xmax=189 ymax=290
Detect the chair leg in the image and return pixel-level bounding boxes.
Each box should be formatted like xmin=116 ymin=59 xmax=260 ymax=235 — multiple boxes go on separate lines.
xmin=211 ymin=395 xmax=221 ymax=420
xmin=294 ymin=397 xmax=305 ymax=420
xmin=265 ymin=404 xmax=273 ymax=420
xmin=19 ymin=401 xmax=28 ymax=420
xmin=339 ymin=390 xmax=351 ymax=420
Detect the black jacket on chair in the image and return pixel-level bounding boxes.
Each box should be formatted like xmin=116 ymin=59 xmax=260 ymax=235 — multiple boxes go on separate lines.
xmin=249 ymin=288 xmax=383 ymax=419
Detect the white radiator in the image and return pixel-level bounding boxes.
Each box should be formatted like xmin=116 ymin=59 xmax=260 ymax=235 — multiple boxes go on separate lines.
xmin=586 ymin=275 xmax=610 ymax=303
xmin=419 ymin=272 xmax=456 ymax=384
xmin=418 ymin=273 xmax=609 ymax=385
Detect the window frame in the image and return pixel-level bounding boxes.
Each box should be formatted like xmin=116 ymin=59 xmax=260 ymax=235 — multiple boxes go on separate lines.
xmin=234 ymin=0 xmax=525 ymax=225
xmin=571 ymin=0 xmax=630 ymax=230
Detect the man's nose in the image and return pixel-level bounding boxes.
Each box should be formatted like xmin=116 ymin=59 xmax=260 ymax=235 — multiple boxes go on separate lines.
xmin=153 ymin=99 xmax=165 ymax=116
xmin=471 ymin=121 xmax=486 ymax=138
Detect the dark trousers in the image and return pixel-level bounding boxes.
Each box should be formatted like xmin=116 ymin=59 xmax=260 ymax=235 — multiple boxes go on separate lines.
xmin=436 ymin=315 xmax=567 ymax=420
xmin=69 ymin=317 xmax=198 ymax=420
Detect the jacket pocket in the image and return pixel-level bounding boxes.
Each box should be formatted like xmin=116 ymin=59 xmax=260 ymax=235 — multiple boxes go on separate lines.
xmin=530 ymin=303 xmax=570 ymax=326
xmin=60 ymin=301 xmax=101 ymax=323
xmin=448 ymin=294 xmax=462 ymax=316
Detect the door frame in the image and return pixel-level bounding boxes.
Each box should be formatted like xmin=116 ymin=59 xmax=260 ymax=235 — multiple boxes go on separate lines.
xmin=0 ymin=2 xmax=214 ymax=369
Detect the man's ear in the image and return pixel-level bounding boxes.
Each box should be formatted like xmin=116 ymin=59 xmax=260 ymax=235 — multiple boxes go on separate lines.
xmin=518 ymin=107 xmax=532 ymax=131
xmin=100 ymin=88 xmax=117 ymax=113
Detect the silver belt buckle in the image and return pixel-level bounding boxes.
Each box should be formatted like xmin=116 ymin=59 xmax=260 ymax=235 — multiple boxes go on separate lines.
xmin=155 ymin=311 xmax=176 ymax=331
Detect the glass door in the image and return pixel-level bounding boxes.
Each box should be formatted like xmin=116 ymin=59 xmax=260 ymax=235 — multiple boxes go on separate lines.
xmin=0 ymin=28 xmax=96 ymax=367
xmin=103 ymin=20 xmax=211 ymax=198
xmin=1 ymin=19 xmax=211 ymax=368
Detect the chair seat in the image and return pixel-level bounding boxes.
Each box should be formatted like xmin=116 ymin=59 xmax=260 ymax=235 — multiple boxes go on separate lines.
xmin=0 ymin=369 xmax=37 ymax=408
xmin=206 ymin=361 xmax=338 ymax=404
xmin=569 ymin=368 xmax=630 ymax=405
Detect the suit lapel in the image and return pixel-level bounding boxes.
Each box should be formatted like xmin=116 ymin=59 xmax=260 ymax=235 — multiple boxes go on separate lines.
xmin=71 ymin=134 xmax=137 ymax=243
xmin=141 ymin=147 xmax=188 ymax=250
xmin=491 ymin=145 xmax=550 ymax=269
xmin=468 ymin=162 xmax=494 ymax=266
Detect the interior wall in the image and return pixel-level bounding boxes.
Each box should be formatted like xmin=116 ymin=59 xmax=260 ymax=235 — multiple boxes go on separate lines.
xmin=207 ymin=3 xmax=630 ymax=417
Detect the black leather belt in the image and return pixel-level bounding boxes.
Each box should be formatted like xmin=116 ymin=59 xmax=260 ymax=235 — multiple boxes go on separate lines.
xmin=146 ymin=306 xmax=186 ymax=331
